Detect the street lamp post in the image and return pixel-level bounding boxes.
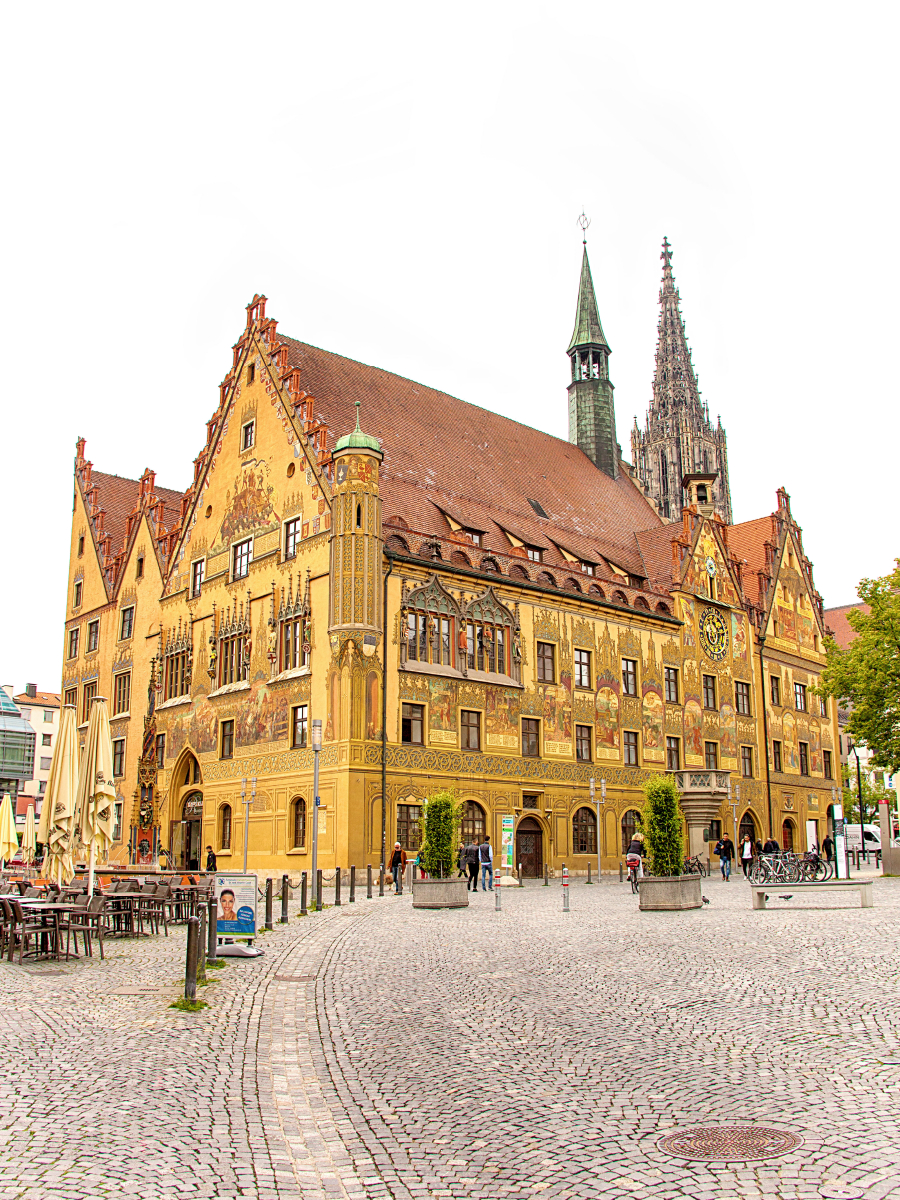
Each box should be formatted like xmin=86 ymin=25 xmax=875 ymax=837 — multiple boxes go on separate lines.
xmin=848 ymin=738 xmax=865 ymax=862
xmin=311 ymin=719 xmax=322 ymax=911
xmin=242 ymin=777 xmax=255 ymax=873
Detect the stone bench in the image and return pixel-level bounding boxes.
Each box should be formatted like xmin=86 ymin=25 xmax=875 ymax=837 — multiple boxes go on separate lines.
xmin=750 ymin=880 xmax=873 ymax=910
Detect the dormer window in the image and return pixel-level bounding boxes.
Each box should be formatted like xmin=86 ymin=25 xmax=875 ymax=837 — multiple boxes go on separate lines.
xmin=526 ymin=547 xmax=542 ymax=562
xmin=580 ymin=562 xmax=595 ymax=576
xmin=242 ymin=420 xmax=255 ymax=451
xmin=464 ymin=530 xmax=482 ymax=548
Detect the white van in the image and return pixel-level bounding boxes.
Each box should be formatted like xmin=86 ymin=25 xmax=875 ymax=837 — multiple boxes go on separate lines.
xmin=843 ymin=823 xmax=900 ymax=851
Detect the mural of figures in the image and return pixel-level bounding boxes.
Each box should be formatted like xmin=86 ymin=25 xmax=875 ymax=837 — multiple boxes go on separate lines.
xmin=681 ymin=597 xmax=696 ymax=648
xmin=782 ymin=710 xmax=798 ymax=770
xmin=810 ymin=720 xmax=822 ymax=773
xmin=642 ymin=689 xmax=664 ymax=761
xmin=595 ymin=687 xmax=619 ymax=752
xmin=684 ymin=699 xmax=703 ymax=760
xmin=720 ymin=700 xmax=736 ymax=760
xmin=219 ymin=463 xmax=279 ymax=543
xmin=731 ymin=612 xmax=747 ymax=662
xmin=235 ymin=682 xmax=289 ymax=747
xmin=486 ymin=687 xmax=519 ymax=737
xmin=167 ymin=699 xmax=218 ymax=761
xmin=428 ymin=677 xmax=455 ymax=733
xmin=365 ymin=671 xmax=380 ymax=740
xmin=777 ymin=605 xmax=797 ymax=642
xmin=799 ymin=615 xmax=815 ymax=651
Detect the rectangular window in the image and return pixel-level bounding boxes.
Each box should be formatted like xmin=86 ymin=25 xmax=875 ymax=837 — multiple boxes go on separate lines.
xmin=242 ymin=420 xmax=255 ymax=451
xmin=397 ymin=803 xmax=423 ymax=852
xmin=73 ymin=580 xmax=82 ymax=608
xmin=537 ymin=642 xmax=555 ymax=683
xmin=702 ymin=674 xmax=717 ymax=710
xmin=20 ymin=707 xmax=31 ymax=721
xmin=220 ymin=719 xmax=234 ymax=759
xmin=401 ymin=703 xmax=424 ymax=745
xmin=461 ymin=709 xmax=481 ymax=751
xmin=799 ymin=741 xmax=809 ymax=775
xmin=770 ymin=675 xmax=781 ymax=705
xmin=820 ymin=694 xmax=828 ymax=717
xmin=247 ymin=362 xmax=255 ymax=384
xmin=664 ymin=667 xmax=679 ymax=704
xmin=465 ymin=530 xmax=482 ymax=548
xmin=155 ymin=733 xmax=166 ymax=765
xmin=40 ymin=756 xmax=51 ymax=770
xmin=666 ymin=736 xmax=680 ymax=771
xmin=218 ymin=635 xmax=244 ymax=686
xmin=576 ymin=724 xmax=592 ymax=762
xmin=42 ymin=733 xmax=51 ymax=746
xmin=67 ymin=628 xmax=79 ymax=659
xmin=82 ymin=680 xmax=97 ymax=723
xmin=772 ymin=740 xmax=782 ymax=772
xmin=735 ymin=680 xmax=751 ymax=716
xmin=574 ymin=648 xmax=591 ymax=689
xmin=39 ymin=780 xmax=47 ymax=794
xmin=64 ymin=687 xmax=76 ymax=708
xmin=191 ymin=559 xmax=205 ymax=598
xmin=824 ymin=749 xmax=833 ymax=779
xmin=521 ymin=718 xmax=540 ymax=757
xmin=622 ymin=659 xmax=638 ymax=696
xmin=526 ymin=547 xmax=542 ymax=562
xmin=284 ymin=518 xmax=301 ymax=560
xmin=708 ymin=820 xmax=722 ymax=841
xmin=87 ymin=620 xmax=100 ymax=653
xmin=112 ymin=738 xmax=125 ymax=777
xmin=77 ymin=535 xmax=84 ymax=556
xmin=113 ymin=672 xmax=131 ymax=716
xmin=120 ymin=606 xmax=134 ymax=641
xmin=232 ymin=539 xmax=251 ymax=580
xmin=281 ymin=616 xmax=310 ymax=672
xmin=113 ymin=801 xmax=123 ymax=842
xmin=741 ymin=745 xmax=753 ymax=778
xmin=624 ymin=730 xmax=639 ymax=766
xmin=580 ymin=562 xmax=595 ymax=576
xmin=291 ymin=704 xmax=308 ymax=749
xmin=794 ymin=682 xmax=807 ymax=711
xmin=165 ymin=650 xmax=189 ymax=700
xmin=136 ymin=556 xmax=144 ymax=579
xmin=704 ymin=741 xmax=718 ymax=770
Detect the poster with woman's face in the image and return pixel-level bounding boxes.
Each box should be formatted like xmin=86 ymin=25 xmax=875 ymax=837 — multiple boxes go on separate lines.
xmin=215 ymin=874 xmax=257 ymax=937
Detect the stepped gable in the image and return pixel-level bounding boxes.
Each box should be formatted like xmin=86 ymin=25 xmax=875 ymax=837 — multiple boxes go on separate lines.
xmin=89 ymin=472 xmax=183 ymax=559
xmin=279 ymin=336 xmax=662 ymax=576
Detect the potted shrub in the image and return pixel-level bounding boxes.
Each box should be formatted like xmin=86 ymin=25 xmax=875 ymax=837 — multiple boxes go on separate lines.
xmin=412 ymin=789 xmax=469 ymax=909
xmin=638 ymin=774 xmax=702 ymax=911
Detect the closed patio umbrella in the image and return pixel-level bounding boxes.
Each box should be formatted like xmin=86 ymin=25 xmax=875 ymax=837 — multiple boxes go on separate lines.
xmin=75 ymin=696 xmax=116 ymax=895
xmin=0 ymin=793 xmax=18 ymax=868
xmin=41 ymin=705 xmax=78 ymax=886
xmin=22 ymin=804 xmax=36 ymax=866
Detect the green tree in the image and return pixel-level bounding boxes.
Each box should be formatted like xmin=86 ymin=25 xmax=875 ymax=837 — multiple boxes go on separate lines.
xmin=641 ymin=774 xmax=684 ymax=877
xmin=420 ymin=789 xmax=462 ymax=879
xmin=822 ymin=561 xmax=900 ymax=773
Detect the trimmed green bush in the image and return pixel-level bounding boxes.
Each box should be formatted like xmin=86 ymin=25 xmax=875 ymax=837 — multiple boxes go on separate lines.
xmin=642 ymin=774 xmax=685 ymax=878
xmin=421 ymin=789 xmax=463 ymax=879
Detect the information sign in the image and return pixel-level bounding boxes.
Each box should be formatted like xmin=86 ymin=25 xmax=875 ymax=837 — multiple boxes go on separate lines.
xmin=501 ymin=815 xmax=515 ymax=871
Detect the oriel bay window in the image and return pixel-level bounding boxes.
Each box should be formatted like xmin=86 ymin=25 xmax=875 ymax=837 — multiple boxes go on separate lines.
xmin=467 ymin=619 xmax=507 ymax=674
xmin=163 ymin=619 xmax=193 ymax=700
xmin=408 ymin=611 xmax=452 ymax=667
xmin=401 ymin=578 xmax=520 ymax=681
xmin=214 ymin=597 xmax=251 ymax=687
xmin=275 ymin=572 xmax=312 ymax=673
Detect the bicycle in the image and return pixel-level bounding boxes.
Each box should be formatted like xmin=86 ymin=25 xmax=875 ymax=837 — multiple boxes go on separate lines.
xmin=683 ymin=854 xmax=707 ymax=877
xmin=750 ymin=853 xmax=801 ymax=885
xmin=626 ymin=853 xmax=642 ymax=894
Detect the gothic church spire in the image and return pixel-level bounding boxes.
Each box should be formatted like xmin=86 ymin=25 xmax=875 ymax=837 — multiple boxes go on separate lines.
xmin=652 ymin=237 xmax=702 ymax=415
xmin=567 ymin=243 xmax=618 ymax=479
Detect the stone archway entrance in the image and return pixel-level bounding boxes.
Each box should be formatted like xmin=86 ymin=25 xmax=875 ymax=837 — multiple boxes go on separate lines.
xmin=782 ymin=818 xmax=795 ymax=851
xmin=515 ymin=816 xmax=543 ymax=878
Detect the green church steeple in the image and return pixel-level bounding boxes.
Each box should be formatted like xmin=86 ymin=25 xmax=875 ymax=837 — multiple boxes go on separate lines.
xmin=566 ymin=236 xmax=618 ymax=479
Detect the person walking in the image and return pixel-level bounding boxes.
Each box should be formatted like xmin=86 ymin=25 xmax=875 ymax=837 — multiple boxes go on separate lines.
xmin=715 ymin=835 xmax=734 ymax=881
xmin=479 ymin=836 xmax=493 ymax=890
xmin=415 ymin=850 xmax=425 ymax=879
xmin=457 ymin=843 xmax=466 ymax=878
xmin=464 ymin=840 xmax=480 ymax=891
xmin=205 ymin=845 xmax=217 ymax=872
xmin=763 ymin=835 xmax=779 ymax=854
xmin=390 ymin=842 xmax=407 ymax=894
xmin=822 ymin=833 xmax=835 ymax=863
xmin=740 ymin=835 xmax=754 ymax=878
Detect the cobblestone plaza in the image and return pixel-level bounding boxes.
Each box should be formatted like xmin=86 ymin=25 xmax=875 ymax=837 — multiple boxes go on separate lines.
xmin=1 ymin=875 xmax=897 ymax=1200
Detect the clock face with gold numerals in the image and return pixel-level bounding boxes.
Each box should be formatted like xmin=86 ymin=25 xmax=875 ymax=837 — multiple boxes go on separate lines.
xmin=699 ymin=606 xmax=729 ymax=661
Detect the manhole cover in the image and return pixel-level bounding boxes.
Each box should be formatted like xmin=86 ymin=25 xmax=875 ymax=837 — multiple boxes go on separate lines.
xmin=819 ymin=1189 xmax=865 ymax=1200
xmin=657 ymin=1125 xmax=802 ymax=1161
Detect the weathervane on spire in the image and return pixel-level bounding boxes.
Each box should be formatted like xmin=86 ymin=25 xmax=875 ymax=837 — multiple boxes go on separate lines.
xmin=661 ymin=236 xmax=673 ymax=269
xmin=577 ymin=211 xmax=591 ymax=245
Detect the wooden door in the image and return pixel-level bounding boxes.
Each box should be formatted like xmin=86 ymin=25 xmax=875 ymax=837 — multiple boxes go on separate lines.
xmin=516 ymin=817 xmax=543 ymax=877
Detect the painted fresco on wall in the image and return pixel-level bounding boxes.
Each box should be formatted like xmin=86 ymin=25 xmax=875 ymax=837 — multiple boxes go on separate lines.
xmin=167 ymin=700 xmax=218 ymax=762
xmin=810 ymin=720 xmax=821 ymax=773
xmin=776 ymin=605 xmax=796 ymax=642
xmin=429 ymin=677 xmax=455 ymax=733
xmin=799 ymin=615 xmax=816 ymax=651
xmin=684 ymin=699 xmax=703 ymax=759
xmin=642 ymin=688 xmax=664 ymax=762
xmin=782 ymin=710 xmax=798 ymax=770
xmin=541 ymin=686 xmax=572 ymax=744
xmin=486 ymin=686 xmax=520 ymax=748
xmin=720 ymin=701 xmax=736 ymax=760
xmin=595 ymin=687 xmax=619 ymax=751
xmin=365 ymin=672 xmax=381 ymax=740
xmin=219 ymin=462 xmax=280 ymax=544
xmin=236 ymin=682 xmax=289 ymax=746
xmin=731 ymin=612 xmax=747 ymax=662
xmin=681 ymin=596 xmax=696 ymax=648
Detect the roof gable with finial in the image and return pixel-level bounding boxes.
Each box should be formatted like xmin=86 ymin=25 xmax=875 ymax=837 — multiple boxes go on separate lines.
xmin=335 ymin=400 xmax=382 ymax=454
xmin=567 ymin=247 xmax=610 ymax=354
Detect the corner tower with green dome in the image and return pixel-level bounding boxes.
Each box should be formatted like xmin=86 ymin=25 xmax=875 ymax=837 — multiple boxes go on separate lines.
xmin=567 ymin=245 xmax=618 ymax=479
xmin=329 ymin=401 xmax=385 ymax=636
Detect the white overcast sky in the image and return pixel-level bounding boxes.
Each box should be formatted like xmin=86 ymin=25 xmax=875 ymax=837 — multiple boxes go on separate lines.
xmin=2 ymin=1 xmax=897 ymax=692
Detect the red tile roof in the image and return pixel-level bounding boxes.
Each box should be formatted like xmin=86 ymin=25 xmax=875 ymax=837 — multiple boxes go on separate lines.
xmin=282 ymin=337 xmax=665 ymax=584
xmin=90 ymin=471 xmax=184 ymax=558
xmin=824 ymin=602 xmax=869 ymax=650
xmin=13 ymin=691 xmax=60 ymax=708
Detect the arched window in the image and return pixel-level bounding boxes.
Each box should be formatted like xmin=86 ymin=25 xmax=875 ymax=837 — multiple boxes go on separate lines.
xmin=634 ymin=596 xmax=650 ymax=610
xmin=509 ymin=564 xmax=529 ymax=580
xmin=219 ymin=804 xmax=232 ymax=851
xmin=564 ymin=577 xmax=582 ymax=593
xmin=460 ymin=800 xmax=486 ymax=844
xmin=612 ymin=590 xmax=628 ymax=605
xmin=588 ymin=584 xmax=605 ymax=598
xmin=621 ymin=809 xmax=642 ymax=853
xmin=386 ymin=534 xmax=409 ymax=553
xmin=403 ymin=575 xmax=459 ymax=668
xmin=538 ymin=571 xmax=556 ymax=588
xmin=781 ymin=819 xmax=795 ymax=851
xmin=292 ymin=797 xmax=306 ymax=849
xmin=572 ymin=807 xmax=597 ymax=854
xmin=655 ymin=602 xmax=670 ymax=615
xmin=739 ymin=810 xmax=756 ymax=846
xmin=464 ymin=587 xmax=518 ymax=678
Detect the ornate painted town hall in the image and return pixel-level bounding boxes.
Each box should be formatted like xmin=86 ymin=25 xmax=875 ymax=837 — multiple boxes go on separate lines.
xmin=62 ymin=242 xmax=839 ymax=876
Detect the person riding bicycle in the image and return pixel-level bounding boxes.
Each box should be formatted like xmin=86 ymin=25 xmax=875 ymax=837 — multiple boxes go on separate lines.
xmin=625 ymin=833 xmax=645 ymax=880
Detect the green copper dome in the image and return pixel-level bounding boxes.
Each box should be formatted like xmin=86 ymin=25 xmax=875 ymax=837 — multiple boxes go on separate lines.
xmin=335 ymin=401 xmax=382 ymax=453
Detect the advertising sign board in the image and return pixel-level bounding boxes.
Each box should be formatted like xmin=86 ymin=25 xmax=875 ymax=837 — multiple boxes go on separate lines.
xmin=215 ymin=873 xmax=258 ymax=939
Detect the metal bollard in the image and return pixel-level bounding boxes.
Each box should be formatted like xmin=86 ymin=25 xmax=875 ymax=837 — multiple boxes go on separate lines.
xmin=280 ymin=874 xmax=289 ymax=924
xmin=587 ymin=862 xmax=593 ymax=885
xmin=197 ymin=906 xmax=207 ymax=985
xmin=350 ymin=866 xmax=356 ymax=903
xmin=543 ymin=864 xmax=549 ymax=887
xmin=207 ymin=897 xmax=218 ymax=962
xmin=562 ymin=865 xmax=570 ymax=912
xmin=517 ymin=861 xmax=523 ymax=888
xmin=367 ymin=865 xmax=373 ymax=899
xmin=316 ymin=869 xmax=323 ymax=911
xmin=495 ymin=868 xmax=501 ymax=910
xmin=379 ymin=867 xmax=385 ymax=897
xmin=265 ymin=877 xmax=274 ymax=930
xmin=300 ymin=871 xmax=308 ymax=917
xmin=397 ymin=862 xmax=403 ymax=896
xmin=335 ymin=867 xmax=342 ymax=907
xmin=707 ymin=857 xmax=711 ymax=875
xmin=619 ymin=861 xmax=623 ymax=883
xmin=184 ymin=916 xmax=200 ymax=1003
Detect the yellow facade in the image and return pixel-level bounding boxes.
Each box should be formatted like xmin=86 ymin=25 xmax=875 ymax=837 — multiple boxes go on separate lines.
xmin=62 ymin=300 xmax=839 ymax=879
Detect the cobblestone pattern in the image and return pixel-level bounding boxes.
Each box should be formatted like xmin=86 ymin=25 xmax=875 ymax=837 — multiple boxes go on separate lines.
xmin=0 ymin=872 xmax=898 ymax=1200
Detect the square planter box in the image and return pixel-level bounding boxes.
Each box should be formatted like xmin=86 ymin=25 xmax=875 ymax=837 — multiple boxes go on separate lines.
xmin=638 ymin=874 xmax=702 ymax=911
xmin=412 ymin=878 xmax=469 ymax=908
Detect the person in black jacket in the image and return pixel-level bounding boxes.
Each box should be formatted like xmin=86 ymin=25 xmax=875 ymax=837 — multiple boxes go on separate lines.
xmin=716 ymin=835 xmax=735 ymax=881
xmin=464 ymin=841 xmax=480 ymax=891
xmin=205 ymin=845 xmax=217 ymax=872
